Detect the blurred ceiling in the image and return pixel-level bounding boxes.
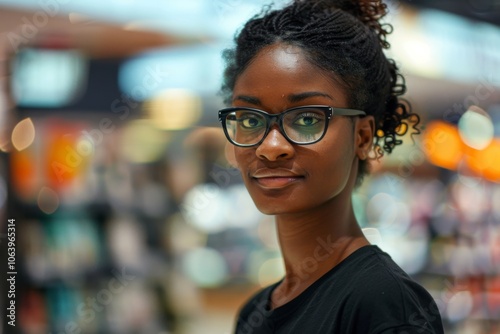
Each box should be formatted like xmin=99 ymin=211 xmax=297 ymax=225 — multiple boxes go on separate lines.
xmin=0 ymin=7 xmax=183 ymax=58
xmin=1 ymin=0 xmax=499 ymax=118
xmin=405 ymin=74 xmax=500 ymax=120
xmin=398 ymin=0 xmax=500 ymax=27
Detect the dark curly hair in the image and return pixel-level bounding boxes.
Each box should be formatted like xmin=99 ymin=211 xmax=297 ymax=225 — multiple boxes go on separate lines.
xmin=220 ymin=0 xmax=419 ymax=185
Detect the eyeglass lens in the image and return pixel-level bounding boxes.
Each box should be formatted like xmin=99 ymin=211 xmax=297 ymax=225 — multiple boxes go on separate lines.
xmin=225 ymin=107 xmax=327 ymax=145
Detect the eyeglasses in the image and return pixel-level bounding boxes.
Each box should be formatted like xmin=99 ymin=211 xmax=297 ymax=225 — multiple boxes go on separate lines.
xmin=218 ymin=105 xmax=366 ymax=147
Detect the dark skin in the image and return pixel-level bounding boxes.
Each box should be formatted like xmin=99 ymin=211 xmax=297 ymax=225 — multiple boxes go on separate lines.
xmin=226 ymin=43 xmax=376 ymax=309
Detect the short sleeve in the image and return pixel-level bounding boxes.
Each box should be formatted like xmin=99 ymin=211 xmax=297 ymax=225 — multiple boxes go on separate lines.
xmin=343 ymin=265 xmax=443 ymax=334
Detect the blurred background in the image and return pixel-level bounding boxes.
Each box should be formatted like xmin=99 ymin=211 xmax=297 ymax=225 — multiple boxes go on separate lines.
xmin=0 ymin=0 xmax=499 ymax=333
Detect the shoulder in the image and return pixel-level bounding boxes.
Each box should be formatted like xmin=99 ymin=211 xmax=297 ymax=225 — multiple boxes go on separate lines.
xmin=344 ymin=246 xmax=443 ymax=333
xmin=352 ymin=246 xmax=433 ymax=304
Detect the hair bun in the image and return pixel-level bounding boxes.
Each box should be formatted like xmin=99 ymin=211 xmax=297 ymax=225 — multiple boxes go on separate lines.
xmin=305 ymin=0 xmax=392 ymax=49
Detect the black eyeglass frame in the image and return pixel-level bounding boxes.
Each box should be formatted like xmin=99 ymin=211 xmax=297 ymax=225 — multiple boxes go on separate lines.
xmin=218 ymin=105 xmax=366 ymax=147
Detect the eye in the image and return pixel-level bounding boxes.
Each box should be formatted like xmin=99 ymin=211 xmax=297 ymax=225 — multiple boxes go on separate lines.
xmin=238 ymin=114 xmax=265 ymax=129
xmin=293 ymin=112 xmax=323 ymax=126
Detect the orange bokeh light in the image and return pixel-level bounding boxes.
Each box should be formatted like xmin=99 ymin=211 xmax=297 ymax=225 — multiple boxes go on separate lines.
xmin=465 ymin=139 xmax=500 ymax=183
xmin=45 ymin=121 xmax=92 ymax=190
xmin=10 ymin=149 xmax=38 ymax=200
xmin=422 ymin=121 xmax=464 ymax=171
xmin=423 ymin=120 xmax=500 ymax=183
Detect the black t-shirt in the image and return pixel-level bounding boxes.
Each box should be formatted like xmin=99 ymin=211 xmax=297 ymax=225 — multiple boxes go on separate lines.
xmin=235 ymin=245 xmax=444 ymax=334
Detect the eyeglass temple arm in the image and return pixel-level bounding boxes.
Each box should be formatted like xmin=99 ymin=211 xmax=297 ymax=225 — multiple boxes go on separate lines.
xmin=334 ymin=108 xmax=366 ymax=116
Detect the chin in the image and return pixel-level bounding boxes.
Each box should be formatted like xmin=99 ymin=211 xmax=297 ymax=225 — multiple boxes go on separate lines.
xmin=255 ymin=206 xmax=281 ymax=216
xmin=245 ymin=182 xmax=312 ymax=215
xmin=250 ymin=197 xmax=285 ymax=215
xmin=252 ymin=197 xmax=308 ymax=216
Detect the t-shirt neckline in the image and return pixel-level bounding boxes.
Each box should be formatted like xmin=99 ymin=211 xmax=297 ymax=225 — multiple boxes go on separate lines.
xmin=262 ymin=244 xmax=380 ymax=321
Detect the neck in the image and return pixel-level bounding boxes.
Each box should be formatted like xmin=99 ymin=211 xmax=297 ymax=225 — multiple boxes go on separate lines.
xmin=271 ymin=195 xmax=369 ymax=308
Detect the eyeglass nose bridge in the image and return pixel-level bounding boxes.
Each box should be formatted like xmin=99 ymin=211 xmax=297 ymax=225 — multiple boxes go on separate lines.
xmin=266 ymin=114 xmax=282 ymax=128
xmin=261 ymin=113 xmax=288 ymax=142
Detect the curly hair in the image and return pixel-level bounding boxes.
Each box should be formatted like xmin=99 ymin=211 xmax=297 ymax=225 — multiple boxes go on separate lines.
xmin=220 ymin=0 xmax=419 ymax=185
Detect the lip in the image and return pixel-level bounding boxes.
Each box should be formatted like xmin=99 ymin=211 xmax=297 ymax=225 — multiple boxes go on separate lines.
xmin=251 ymin=169 xmax=304 ymax=189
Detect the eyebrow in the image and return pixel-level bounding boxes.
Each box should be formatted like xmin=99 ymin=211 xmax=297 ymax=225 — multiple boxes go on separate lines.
xmin=288 ymin=92 xmax=335 ymax=103
xmin=232 ymin=92 xmax=335 ymax=105
xmin=232 ymin=95 xmax=262 ymax=105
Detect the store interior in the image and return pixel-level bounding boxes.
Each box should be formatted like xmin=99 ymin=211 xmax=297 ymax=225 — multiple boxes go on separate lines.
xmin=1 ymin=1 xmax=500 ymax=333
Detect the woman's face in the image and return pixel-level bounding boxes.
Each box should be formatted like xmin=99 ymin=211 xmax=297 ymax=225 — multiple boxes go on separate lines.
xmin=230 ymin=43 xmax=371 ymax=215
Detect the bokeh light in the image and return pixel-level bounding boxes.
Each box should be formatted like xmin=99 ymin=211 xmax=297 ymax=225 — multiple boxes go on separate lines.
xmin=257 ymin=216 xmax=279 ymax=250
xmin=11 ymin=117 xmax=35 ymax=151
xmin=423 ymin=121 xmax=463 ymax=170
xmin=144 ymin=89 xmax=202 ymax=130
xmin=247 ymin=250 xmax=284 ymax=287
xmin=107 ymin=217 xmax=147 ymax=270
xmin=446 ymin=291 xmax=473 ymax=323
xmin=458 ymin=106 xmax=494 ymax=150
xmin=44 ymin=121 xmax=95 ymax=190
xmin=182 ymin=247 xmax=229 ymax=288
xmin=257 ymin=258 xmax=285 ymax=287
xmin=366 ymin=193 xmax=411 ymax=235
xmin=11 ymin=149 xmax=37 ymax=199
xmin=120 ymin=119 xmax=169 ymax=163
xmin=362 ymin=227 xmax=382 ymax=245
xmin=168 ymin=214 xmax=207 ymax=252
xmin=225 ymin=185 xmax=263 ymax=229
xmin=37 ymin=186 xmax=59 ymax=214
xmin=465 ymin=139 xmax=500 ymax=182
xmin=182 ymin=183 xmax=228 ymax=233
xmin=380 ymin=235 xmax=428 ymax=275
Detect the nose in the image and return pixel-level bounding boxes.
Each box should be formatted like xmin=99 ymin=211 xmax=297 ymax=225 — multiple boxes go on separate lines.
xmin=255 ymin=126 xmax=295 ymax=161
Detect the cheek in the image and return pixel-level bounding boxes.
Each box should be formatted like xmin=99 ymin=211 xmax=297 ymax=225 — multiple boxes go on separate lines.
xmin=311 ymin=133 xmax=356 ymax=192
xmin=319 ymin=136 xmax=354 ymax=170
xmin=224 ymin=143 xmax=238 ymax=168
xmin=234 ymin=148 xmax=253 ymax=173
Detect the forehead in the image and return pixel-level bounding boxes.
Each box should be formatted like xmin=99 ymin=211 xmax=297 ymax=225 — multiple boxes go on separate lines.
xmin=233 ymin=43 xmax=347 ymax=107
xmin=253 ymin=43 xmax=306 ymax=71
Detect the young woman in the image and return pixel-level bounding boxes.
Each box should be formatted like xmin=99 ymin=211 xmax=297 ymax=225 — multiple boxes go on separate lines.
xmin=218 ymin=0 xmax=444 ymax=333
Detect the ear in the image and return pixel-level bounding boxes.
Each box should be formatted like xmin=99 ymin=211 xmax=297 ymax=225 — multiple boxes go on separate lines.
xmin=354 ymin=116 xmax=375 ymax=160
xmin=224 ymin=142 xmax=239 ymax=168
